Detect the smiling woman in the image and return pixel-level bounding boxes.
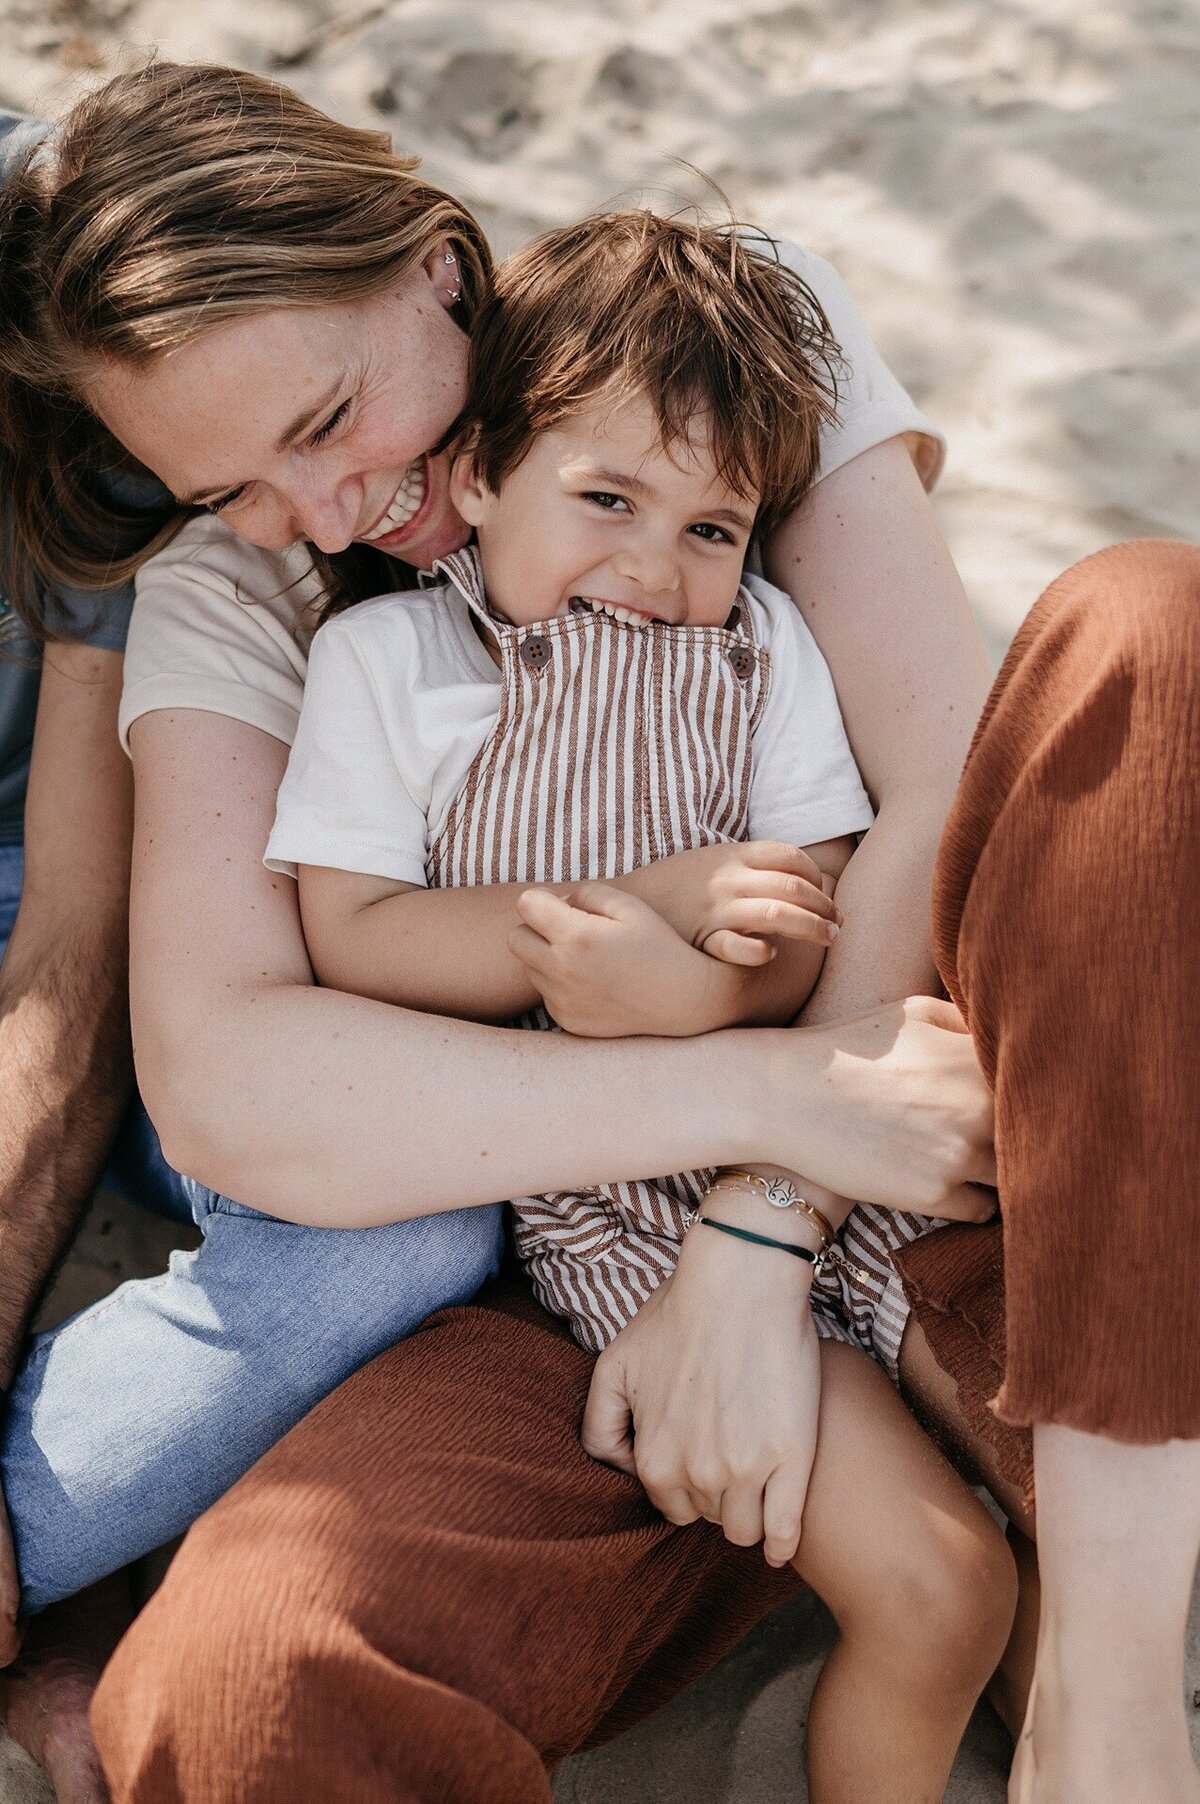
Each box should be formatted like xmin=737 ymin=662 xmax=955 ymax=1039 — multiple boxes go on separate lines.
xmin=0 ymin=52 xmax=1195 ymax=1804
xmin=0 ymin=61 xmax=491 ymax=611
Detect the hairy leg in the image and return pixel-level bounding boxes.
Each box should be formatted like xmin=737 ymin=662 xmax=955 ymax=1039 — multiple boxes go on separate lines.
xmin=0 ymin=1573 xmax=131 ymax=1804
xmin=795 ymin=1341 xmax=1017 ymax=1804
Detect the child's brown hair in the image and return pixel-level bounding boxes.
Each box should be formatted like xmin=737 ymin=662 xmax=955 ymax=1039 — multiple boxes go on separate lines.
xmin=463 ymin=209 xmax=842 ymax=543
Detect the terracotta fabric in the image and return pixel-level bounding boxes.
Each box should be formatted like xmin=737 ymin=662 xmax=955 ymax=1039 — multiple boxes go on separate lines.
xmin=92 ymin=540 xmax=1200 ymax=1801
xmin=897 ymin=538 xmax=1200 ymax=1496
xmin=92 ymin=1281 xmax=796 ymax=1803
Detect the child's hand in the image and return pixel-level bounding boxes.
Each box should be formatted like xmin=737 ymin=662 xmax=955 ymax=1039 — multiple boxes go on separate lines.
xmin=509 ymin=882 xmax=729 ymax=1037
xmin=632 ymin=840 xmax=841 ymax=968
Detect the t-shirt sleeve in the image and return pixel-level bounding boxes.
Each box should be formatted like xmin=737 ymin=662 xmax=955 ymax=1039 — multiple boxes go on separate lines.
xmin=746 ymin=580 xmax=876 ymax=848
xmin=264 ymin=617 xmax=431 ymax=888
xmin=772 ymin=238 xmax=945 ymax=491
xmin=118 ymin=517 xmax=312 ymax=753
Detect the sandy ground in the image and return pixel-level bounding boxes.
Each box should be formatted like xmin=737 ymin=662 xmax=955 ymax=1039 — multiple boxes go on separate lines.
xmin=1 ymin=1 xmax=1198 ymax=1798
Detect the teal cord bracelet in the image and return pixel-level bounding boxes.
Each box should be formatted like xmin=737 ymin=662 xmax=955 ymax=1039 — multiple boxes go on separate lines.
xmin=697 ymin=1214 xmax=821 ymax=1268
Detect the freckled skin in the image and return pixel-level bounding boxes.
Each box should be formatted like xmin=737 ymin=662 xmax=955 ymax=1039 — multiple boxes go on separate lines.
xmin=85 ymin=249 xmax=471 ymax=568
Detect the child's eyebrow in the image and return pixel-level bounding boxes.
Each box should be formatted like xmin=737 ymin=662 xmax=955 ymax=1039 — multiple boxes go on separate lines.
xmin=575 ymin=465 xmax=754 ymax=531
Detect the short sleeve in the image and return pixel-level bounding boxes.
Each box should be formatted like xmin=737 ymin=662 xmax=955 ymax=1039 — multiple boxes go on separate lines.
xmin=264 ymin=617 xmax=431 ymax=888
xmin=119 ymin=515 xmax=318 ymax=754
xmin=745 ymin=577 xmax=876 ymax=847
xmin=772 ymin=239 xmax=946 ymax=491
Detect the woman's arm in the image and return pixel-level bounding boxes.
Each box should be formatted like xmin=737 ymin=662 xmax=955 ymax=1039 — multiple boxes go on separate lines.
xmin=128 ymin=709 xmax=993 ymax=1227
xmin=764 ymin=434 xmax=991 ymax=1021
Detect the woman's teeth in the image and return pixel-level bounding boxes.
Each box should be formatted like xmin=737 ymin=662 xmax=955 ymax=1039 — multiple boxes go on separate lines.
xmin=361 ymin=461 xmax=427 ymax=540
xmin=581 ymin=598 xmax=652 ymax=628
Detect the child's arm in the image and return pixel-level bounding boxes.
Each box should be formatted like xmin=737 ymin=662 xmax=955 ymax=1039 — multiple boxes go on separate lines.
xmin=509 ymin=835 xmax=855 ymax=1038
xmin=297 ymin=839 xmax=843 ymax=1026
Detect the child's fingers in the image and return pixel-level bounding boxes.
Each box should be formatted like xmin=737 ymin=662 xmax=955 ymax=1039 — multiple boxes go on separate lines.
xmin=734 ymin=870 xmax=841 ymax=925
xmin=762 ymin=1461 xmax=808 ymax=1568
xmin=700 ymin=928 xmax=775 ymax=967
xmin=514 ymin=887 xmax=577 ymax=939
xmin=740 ymin=841 xmax=825 ymax=885
xmin=713 ymin=897 xmax=839 ymax=947
xmin=506 ymin=922 xmax=551 ymax=974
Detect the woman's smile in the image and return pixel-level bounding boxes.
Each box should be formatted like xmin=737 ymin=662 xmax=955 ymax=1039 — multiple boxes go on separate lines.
xmin=85 ymin=261 xmax=471 ymax=570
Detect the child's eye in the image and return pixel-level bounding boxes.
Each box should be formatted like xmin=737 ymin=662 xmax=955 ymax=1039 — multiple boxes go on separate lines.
xmin=310 ymin=398 xmax=352 ymax=446
xmin=582 ymin=491 xmax=630 ymax=512
xmin=689 ymin=521 xmax=734 ymax=544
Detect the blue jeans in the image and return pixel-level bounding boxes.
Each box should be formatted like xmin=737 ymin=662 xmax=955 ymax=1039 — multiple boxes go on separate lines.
xmin=0 ymin=846 xmax=504 ymax=1617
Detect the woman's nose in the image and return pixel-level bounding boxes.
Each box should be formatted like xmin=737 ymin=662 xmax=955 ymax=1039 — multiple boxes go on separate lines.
xmin=287 ymin=478 xmax=361 ymax=556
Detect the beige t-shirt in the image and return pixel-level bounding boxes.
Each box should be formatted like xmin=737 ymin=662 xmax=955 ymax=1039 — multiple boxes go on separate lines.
xmin=118 ymin=243 xmax=945 ymax=755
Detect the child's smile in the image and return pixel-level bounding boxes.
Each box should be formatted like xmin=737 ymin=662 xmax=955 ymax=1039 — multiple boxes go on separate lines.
xmin=451 ymin=393 xmax=760 ymax=631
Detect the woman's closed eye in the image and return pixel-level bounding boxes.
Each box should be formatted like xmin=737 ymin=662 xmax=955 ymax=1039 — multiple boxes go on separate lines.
xmin=202 ymin=398 xmax=353 ymax=514
xmin=309 ymin=397 xmax=352 ymax=445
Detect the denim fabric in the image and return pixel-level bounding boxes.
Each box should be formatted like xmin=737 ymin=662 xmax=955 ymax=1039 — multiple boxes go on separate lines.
xmin=0 ymin=845 xmax=503 ymax=1614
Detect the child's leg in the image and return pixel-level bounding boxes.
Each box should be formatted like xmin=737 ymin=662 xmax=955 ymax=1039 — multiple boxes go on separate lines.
xmin=899 ymin=1311 xmax=1039 ymax=1739
xmin=796 ymin=1340 xmax=1018 ymax=1804
xmin=2 ymin=1189 xmax=503 ymax=1615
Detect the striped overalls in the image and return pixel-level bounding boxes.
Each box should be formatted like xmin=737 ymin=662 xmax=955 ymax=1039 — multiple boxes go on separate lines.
xmin=428 ymin=549 xmax=940 ymax=1367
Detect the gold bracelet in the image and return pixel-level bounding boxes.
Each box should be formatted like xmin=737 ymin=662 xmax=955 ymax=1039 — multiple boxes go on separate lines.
xmin=708 ymin=1168 xmax=836 ymax=1250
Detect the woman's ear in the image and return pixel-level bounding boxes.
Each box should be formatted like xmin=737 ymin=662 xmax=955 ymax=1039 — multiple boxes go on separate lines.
xmin=424 ymin=239 xmax=463 ymax=311
xmin=449 ymin=448 xmax=492 ymax=527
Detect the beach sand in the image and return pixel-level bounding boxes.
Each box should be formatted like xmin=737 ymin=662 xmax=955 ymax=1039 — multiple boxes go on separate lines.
xmin=1 ymin=1 xmax=1197 ymax=1797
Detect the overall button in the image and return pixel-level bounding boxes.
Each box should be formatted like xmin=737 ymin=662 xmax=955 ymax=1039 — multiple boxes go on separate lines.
xmin=520 ymin=635 xmax=552 ymax=672
xmin=727 ymin=645 xmax=755 ymax=680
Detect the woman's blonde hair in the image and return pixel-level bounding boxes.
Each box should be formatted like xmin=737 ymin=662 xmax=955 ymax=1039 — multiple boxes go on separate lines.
xmin=0 ymin=61 xmax=493 ymax=631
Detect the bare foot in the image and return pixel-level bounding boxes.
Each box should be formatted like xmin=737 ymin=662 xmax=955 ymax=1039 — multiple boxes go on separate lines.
xmin=0 ymin=1576 xmax=133 ymax=1804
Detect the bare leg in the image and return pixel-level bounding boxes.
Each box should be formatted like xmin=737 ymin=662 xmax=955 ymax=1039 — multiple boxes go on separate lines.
xmin=796 ymin=1340 xmax=1017 ymax=1803
xmin=899 ymin=1313 xmax=1038 ymax=1741
xmin=1010 ymin=1426 xmax=1200 ymax=1804
xmin=0 ymin=1574 xmax=131 ymax=1804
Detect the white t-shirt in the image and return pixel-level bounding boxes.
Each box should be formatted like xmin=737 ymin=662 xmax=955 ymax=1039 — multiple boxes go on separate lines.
xmin=118 ymin=243 xmax=944 ymax=757
xmin=263 ymin=558 xmax=876 ymax=886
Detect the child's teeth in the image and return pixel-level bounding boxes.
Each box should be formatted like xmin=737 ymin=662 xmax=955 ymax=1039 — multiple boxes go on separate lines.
xmin=592 ymin=600 xmax=649 ymax=628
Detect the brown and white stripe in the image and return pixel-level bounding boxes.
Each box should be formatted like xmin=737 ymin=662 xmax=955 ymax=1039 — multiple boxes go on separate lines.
xmin=427 ymin=548 xmax=941 ymax=1360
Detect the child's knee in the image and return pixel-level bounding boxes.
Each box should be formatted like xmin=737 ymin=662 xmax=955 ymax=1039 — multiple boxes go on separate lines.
xmin=860 ymin=1507 xmax=1017 ymax=1681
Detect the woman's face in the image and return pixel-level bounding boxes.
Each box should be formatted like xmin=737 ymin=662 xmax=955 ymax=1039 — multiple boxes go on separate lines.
xmin=85 ymin=246 xmax=472 ymax=569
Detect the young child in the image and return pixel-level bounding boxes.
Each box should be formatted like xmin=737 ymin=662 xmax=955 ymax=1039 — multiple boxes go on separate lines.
xmin=266 ymin=210 xmax=1019 ymax=1802
xmin=267 ymin=212 xmax=945 ymax=1363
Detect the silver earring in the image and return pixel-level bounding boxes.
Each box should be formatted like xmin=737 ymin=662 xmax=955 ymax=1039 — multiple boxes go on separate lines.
xmin=443 ymin=250 xmax=461 ymax=302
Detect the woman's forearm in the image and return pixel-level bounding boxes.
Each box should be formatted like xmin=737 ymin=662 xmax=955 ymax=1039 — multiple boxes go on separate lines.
xmin=149 ymin=978 xmax=767 ymax=1224
xmin=796 ymin=799 xmax=943 ymax=1026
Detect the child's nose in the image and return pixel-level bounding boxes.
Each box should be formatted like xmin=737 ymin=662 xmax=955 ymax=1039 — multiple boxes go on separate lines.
xmin=615 ymin=544 xmax=681 ymax=593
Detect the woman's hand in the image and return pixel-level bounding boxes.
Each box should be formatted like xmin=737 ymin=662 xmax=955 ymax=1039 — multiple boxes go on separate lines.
xmin=762 ymin=996 xmax=997 ymax=1219
xmin=583 ymin=1227 xmax=823 ymax=1567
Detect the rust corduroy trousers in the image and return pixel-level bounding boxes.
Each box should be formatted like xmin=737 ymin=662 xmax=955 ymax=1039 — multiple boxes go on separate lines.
xmin=92 ymin=540 xmax=1200 ymax=1802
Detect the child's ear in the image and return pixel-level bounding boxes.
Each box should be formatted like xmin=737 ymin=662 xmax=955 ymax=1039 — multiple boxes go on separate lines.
xmin=449 ymin=449 xmax=494 ymax=528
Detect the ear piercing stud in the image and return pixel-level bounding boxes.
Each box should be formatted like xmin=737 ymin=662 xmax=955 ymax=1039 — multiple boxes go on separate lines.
xmin=444 ymin=250 xmax=462 ymax=303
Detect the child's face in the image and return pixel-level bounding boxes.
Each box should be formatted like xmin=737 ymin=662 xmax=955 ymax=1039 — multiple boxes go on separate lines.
xmin=451 ymin=394 xmax=759 ymax=629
